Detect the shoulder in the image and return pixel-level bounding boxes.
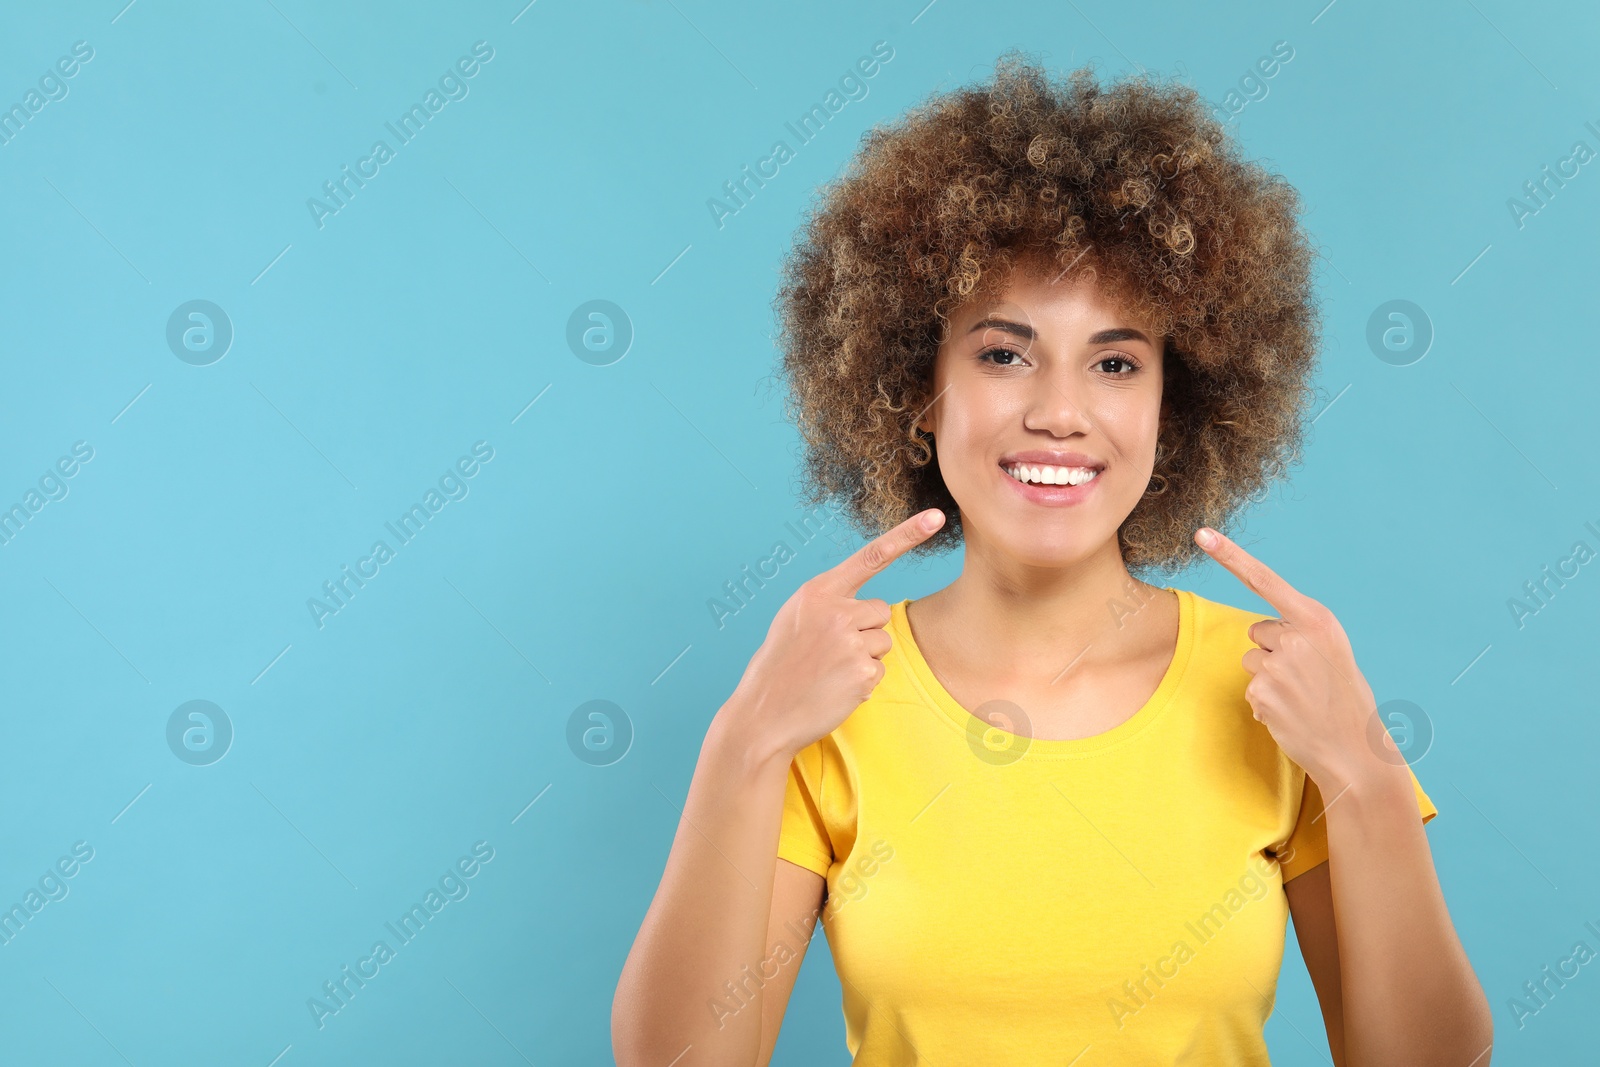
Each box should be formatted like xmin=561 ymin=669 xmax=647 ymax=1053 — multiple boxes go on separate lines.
xmin=1171 ymin=586 xmax=1276 ymax=703
xmin=1179 ymin=586 xmax=1275 ymax=653
xmin=1173 ymin=587 xmax=1299 ymax=768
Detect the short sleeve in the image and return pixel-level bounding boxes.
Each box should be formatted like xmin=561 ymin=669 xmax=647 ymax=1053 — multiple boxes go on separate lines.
xmin=1275 ymin=765 xmax=1439 ymax=883
xmin=776 ymin=743 xmax=834 ymax=878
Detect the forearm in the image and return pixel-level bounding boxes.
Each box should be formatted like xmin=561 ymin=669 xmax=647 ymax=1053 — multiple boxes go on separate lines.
xmin=1320 ymin=762 xmax=1494 ymax=1067
xmin=612 ymin=701 xmax=794 ymax=1067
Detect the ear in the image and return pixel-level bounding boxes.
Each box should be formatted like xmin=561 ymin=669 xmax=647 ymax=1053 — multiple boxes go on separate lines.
xmin=913 ymin=384 xmax=938 ymax=435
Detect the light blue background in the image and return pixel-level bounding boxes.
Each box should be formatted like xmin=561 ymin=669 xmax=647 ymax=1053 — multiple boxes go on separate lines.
xmin=0 ymin=0 xmax=1595 ymax=1063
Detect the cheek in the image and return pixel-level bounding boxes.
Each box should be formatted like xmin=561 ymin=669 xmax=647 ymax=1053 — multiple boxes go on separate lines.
xmin=937 ymin=385 xmax=1013 ymax=451
xmin=930 ymin=392 xmax=1016 ymax=497
xmin=1097 ymin=396 xmax=1163 ymax=465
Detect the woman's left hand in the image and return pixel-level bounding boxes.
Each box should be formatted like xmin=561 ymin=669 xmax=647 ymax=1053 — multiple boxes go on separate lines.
xmin=1194 ymin=526 xmax=1401 ymax=794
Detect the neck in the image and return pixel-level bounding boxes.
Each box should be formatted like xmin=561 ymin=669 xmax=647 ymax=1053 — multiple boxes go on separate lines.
xmin=917 ymin=531 xmax=1168 ymax=682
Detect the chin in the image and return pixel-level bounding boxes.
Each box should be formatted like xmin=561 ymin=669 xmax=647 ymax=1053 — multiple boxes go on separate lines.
xmin=993 ymin=527 xmax=1105 ymax=568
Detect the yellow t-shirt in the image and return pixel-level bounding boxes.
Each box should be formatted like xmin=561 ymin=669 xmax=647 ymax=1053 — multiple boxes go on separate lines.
xmin=777 ymin=586 xmax=1437 ymax=1065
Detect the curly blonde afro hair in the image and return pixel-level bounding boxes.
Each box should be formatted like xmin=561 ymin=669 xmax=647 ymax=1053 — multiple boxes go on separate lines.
xmin=771 ymin=50 xmax=1323 ymax=576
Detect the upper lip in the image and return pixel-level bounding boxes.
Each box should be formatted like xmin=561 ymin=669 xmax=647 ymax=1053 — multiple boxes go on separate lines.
xmin=998 ymin=450 xmax=1105 ymax=470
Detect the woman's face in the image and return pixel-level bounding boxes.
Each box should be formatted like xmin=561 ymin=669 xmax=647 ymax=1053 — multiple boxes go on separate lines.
xmin=917 ymin=262 xmax=1166 ymax=569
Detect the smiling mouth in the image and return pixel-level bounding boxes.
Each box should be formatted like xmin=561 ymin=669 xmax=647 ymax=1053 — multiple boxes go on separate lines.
xmin=1000 ymin=462 xmax=1102 ymax=487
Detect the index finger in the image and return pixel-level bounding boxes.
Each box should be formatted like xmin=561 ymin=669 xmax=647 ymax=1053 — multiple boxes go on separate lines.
xmin=814 ymin=509 xmax=945 ymax=598
xmin=1194 ymin=526 xmax=1317 ymax=624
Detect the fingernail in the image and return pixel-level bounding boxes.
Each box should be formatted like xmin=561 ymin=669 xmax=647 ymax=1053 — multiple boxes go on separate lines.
xmin=921 ymin=510 xmax=942 ymax=531
xmin=1197 ymin=527 xmax=1217 ymax=549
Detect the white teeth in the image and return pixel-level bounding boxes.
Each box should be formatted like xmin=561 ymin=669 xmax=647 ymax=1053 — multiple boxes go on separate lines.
xmin=1004 ymin=464 xmax=1100 ymax=486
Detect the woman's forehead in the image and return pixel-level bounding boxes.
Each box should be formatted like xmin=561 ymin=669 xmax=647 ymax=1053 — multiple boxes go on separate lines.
xmin=954 ymin=270 xmax=1154 ymax=337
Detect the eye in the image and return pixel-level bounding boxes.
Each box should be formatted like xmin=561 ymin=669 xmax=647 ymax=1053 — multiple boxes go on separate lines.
xmin=976 ymin=346 xmax=1026 ymax=367
xmin=1098 ymin=354 xmax=1141 ymax=376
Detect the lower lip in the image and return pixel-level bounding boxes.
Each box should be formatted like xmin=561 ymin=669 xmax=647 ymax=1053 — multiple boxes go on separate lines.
xmin=999 ymin=464 xmax=1103 ymax=506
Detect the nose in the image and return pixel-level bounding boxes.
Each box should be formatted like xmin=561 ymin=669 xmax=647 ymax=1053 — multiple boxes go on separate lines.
xmin=1023 ymin=365 xmax=1093 ymax=437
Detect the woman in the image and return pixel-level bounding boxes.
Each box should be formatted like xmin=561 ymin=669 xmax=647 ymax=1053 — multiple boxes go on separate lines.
xmin=613 ymin=53 xmax=1492 ymax=1065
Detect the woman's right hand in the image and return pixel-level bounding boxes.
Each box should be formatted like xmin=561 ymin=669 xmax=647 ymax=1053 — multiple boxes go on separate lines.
xmin=727 ymin=508 xmax=947 ymax=761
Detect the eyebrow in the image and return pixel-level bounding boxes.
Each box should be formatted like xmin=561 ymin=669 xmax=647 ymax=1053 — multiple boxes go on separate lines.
xmin=966 ymin=316 xmax=1153 ymax=348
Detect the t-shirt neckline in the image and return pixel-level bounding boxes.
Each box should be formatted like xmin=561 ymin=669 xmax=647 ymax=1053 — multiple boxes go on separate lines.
xmin=892 ymin=587 xmax=1196 ymax=759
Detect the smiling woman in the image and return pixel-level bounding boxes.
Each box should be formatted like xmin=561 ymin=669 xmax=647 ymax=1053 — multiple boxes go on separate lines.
xmin=613 ymin=50 xmax=1493 ymax=1067
xmin=772 ymin=61 xmax=1322 ymax=574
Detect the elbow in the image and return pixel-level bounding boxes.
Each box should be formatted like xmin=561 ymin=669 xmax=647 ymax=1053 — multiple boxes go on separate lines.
xmin=1459 ymin=1025 xmax=1494 ymax=1067
xmin=612 ymin=962 xmax=760 ymax=1067
xmin=1468 ymin=975 xmax=1495 ymax=1064
xmin=1469 ymin=1004 xmax=1495 ymax=1065
xmin=613 ymin=1012 xmax=759 ymax=1067
xmin=611 ymin=973 xmax=645 ymax=1067
xmin=610 ymin=992 xmax=720 ymax=1067
xmin=612 ymin=1032 xmax=647 ymax=1067
xmin=612 ymin=1009 xmax=654 ymax=1067
xmin=1449 ymin=982 xmax=1495 ymax=1067
xmin=611 ymin=981 xmax=654 ymax=1067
